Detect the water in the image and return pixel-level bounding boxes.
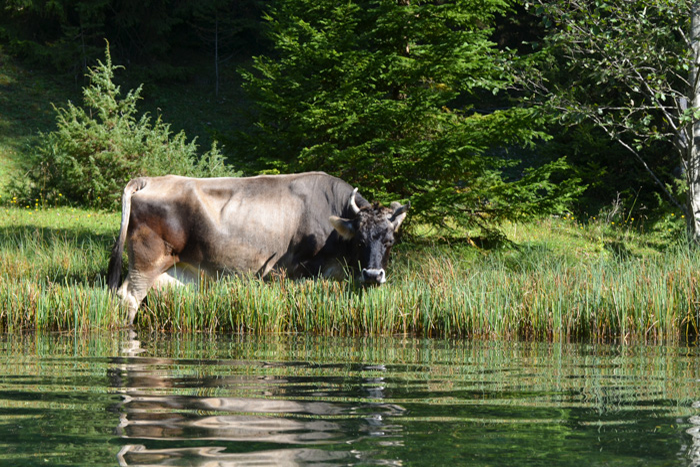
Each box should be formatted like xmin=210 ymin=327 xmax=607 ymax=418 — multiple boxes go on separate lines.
xmin=1 ymin=333 xmax=700 ymax=466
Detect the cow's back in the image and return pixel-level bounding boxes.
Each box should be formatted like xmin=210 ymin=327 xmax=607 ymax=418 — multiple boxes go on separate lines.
xmin=128 ymin=172 xmax=358 ymax=277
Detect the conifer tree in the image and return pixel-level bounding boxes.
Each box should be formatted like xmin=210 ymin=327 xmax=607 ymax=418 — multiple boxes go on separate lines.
xmin=239 ymin=0 xmax=581 ymax=230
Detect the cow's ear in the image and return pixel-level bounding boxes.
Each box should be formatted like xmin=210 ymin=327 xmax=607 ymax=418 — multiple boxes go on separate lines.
xmin=389 ymin=201 xmax=410 ymax=231
xmin=330 ymin=216 xmax=356 ymax=240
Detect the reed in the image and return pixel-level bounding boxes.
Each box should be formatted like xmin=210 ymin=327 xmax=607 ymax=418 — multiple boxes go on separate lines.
xmin=1 ymin=206 xmax=699 ymax=342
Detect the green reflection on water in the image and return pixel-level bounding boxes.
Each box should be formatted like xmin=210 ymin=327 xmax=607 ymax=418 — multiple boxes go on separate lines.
xmin=0 ymin=333 xmax=699 ymax=466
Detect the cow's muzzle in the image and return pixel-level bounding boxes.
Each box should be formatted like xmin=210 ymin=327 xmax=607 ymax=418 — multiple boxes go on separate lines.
xmin=361 ymin=268 xmax=386 ymax=285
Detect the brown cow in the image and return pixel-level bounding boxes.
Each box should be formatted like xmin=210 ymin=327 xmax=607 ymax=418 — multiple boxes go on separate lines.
xmin=107 ymin=172 xmax=409 ymax=325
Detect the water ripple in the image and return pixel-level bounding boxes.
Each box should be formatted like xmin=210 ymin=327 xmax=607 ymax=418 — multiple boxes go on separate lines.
xmin=1 ymin=333 xmax=700 ymax=466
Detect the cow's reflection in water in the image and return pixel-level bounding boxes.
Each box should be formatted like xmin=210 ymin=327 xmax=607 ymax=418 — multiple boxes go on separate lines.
xmin=113 ymin=331 xmax=404 ymax=466
xmin=118 ymin=445 xmax=351 ymax=466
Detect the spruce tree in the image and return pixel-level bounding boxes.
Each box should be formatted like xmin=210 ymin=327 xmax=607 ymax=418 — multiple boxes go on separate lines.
xmin=239 ymin=0 xmax=581 ymax=230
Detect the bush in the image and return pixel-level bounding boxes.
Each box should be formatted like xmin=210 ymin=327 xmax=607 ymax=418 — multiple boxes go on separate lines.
xmin=17 ymin=45 xmax=237 ymax=209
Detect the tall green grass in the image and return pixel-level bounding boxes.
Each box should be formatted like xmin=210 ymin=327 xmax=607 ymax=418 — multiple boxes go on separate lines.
xmin=136 ymin=245 xmax=699 ymax=342
xmin=1 ymin=277 xmax=121 ymax=332
xmin=1 ymin=206 xmax=699 ymax=341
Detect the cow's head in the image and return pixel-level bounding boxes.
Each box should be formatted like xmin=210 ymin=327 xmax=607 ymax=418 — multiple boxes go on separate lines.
xmin=329 ymin=188 xmax=410 ymax=285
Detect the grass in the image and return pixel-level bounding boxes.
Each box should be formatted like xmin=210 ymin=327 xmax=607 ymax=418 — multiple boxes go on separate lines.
xmin=0 ymin=200 xmax=698 ymax=342
xmin=0 ymin=204 xmax=122 ymax=332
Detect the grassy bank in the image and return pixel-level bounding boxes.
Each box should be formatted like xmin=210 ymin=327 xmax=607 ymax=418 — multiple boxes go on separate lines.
xmin=0 ymin=204 xmax=698 ymax=342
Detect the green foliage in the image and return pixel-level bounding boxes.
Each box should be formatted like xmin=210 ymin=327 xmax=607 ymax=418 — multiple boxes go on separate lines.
xmin=0 ymin=0 xmax=265 ymax=80
xmin=237 ymin=0 xmax=582 ymax=231
xmin=19 ymin=46 xmax=236 ymax=209
xmin=0 ymin=0 xmax=110 ymax=73
xmin=527 ymin=0 xmax=691 ymax=213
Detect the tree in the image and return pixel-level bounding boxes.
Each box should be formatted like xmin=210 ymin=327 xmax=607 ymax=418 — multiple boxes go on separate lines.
xmin=0 ymin=0 xmax=110 ymax=74
xmin=0 ymin=0 xmax=246 ymax=79
xmin=236 ymin=0 xmax=581 ymax=232
xmin=526 ymin=0 xmax=700 ymax=240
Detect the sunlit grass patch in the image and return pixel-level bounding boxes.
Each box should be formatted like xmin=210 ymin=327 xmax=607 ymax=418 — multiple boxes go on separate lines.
xmin=0 ymin=50 xmax=78 ymax=198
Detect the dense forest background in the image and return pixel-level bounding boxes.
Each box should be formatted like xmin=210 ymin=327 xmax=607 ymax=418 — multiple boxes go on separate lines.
xmin=0 ymin=0 xmax=689 ymax=233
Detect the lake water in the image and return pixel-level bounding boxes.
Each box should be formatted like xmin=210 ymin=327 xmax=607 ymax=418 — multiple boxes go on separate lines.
xmin=1 ymin=332 xmax=700 ymax=466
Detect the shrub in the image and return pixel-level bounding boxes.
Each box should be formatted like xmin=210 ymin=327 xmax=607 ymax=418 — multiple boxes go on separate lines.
xmin=18 ymin=45 xmax=237 ymax=209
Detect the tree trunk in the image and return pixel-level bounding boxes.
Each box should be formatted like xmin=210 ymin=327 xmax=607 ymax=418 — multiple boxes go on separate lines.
xmin=688 ymin=1 xmax=700 ymax=242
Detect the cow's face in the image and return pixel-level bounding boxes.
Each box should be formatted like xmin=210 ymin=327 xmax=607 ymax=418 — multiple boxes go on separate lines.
xmin=330 ymin=189 xmax=409 ymax=285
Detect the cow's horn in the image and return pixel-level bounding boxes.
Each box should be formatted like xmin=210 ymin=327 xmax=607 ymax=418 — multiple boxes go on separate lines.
xmin=349 ymin=188 xmax=360 ymax=214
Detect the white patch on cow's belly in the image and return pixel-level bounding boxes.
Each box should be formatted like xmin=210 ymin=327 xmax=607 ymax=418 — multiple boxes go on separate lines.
xmin=154 ymin=263 xmax=203 ymax=289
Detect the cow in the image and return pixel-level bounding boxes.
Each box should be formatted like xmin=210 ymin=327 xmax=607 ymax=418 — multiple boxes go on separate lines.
xmin=107 ymin=172 xmax=410 ymax=325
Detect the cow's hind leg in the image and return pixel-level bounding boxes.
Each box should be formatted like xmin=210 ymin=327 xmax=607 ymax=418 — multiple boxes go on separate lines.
xmin=116 ymin=278 xmax=140 ymax=326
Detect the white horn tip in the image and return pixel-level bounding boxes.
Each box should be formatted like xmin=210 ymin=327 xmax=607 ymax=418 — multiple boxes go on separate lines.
xmin=349 ymin=188 xmax=360 ymax=214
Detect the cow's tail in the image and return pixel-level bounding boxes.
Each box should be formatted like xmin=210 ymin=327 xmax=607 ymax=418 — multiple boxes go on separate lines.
xmin=107 ymin=178 xmax=148 ymax=291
